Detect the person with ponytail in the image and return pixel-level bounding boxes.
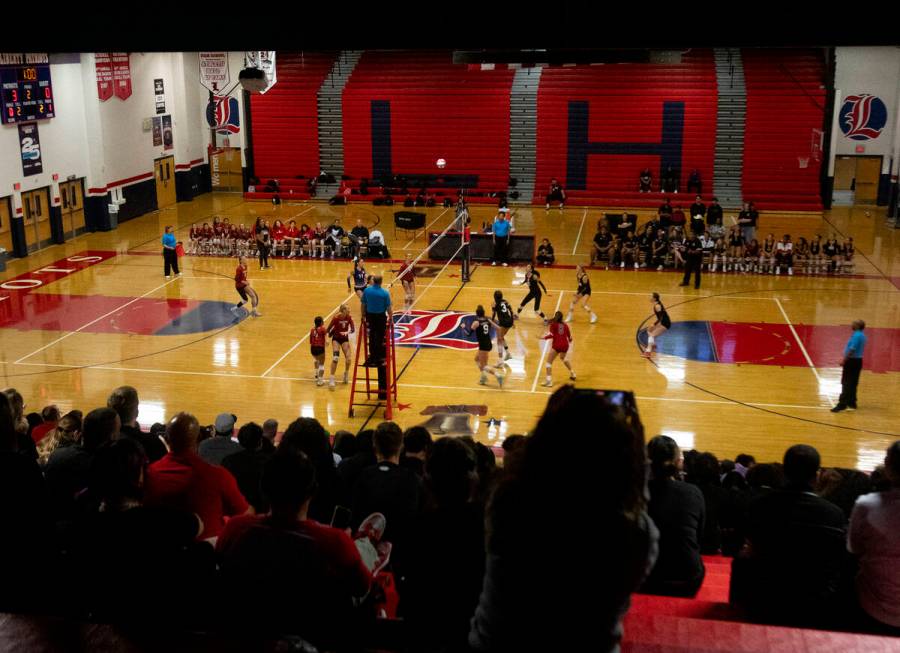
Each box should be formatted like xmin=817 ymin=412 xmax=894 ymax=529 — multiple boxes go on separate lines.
xmin=641 ymin=292 xmax=671 ymax=356
xmin=641 ymin=435 xmax=706 ymax=597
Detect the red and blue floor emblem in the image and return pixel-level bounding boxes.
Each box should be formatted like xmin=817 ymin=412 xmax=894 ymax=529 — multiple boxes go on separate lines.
xmin=640 ymin=321 xmax=900 ymax=373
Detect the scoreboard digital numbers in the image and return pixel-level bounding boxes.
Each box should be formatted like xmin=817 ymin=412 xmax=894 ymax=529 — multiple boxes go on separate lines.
xmin=0 ymin=53 xmax=54 ymax=125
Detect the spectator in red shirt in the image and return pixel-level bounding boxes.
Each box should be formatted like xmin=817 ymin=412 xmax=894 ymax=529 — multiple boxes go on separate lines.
xmin=30 ymin=405 xmax=60 ymax=444
xmin=144 ymin=412 xmax=252 ymax=540
xmin=217 ymin=450 xmax=373 ymax=645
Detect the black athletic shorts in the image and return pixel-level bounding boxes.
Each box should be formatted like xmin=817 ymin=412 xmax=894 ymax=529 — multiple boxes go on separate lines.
xmin=237 ymin=287 xmax=249 ymax=301
xmin=311 ymin=346 xmax=325 ymax=356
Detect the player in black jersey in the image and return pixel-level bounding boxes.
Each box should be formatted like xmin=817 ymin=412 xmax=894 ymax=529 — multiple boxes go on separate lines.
xmin=823 ymin=237 xmax=840 ymax=273
xmin=808 ymin=235 xmax=823 ymax=274
xmin=641 ymin=292 xmax=671 ymax=357
xmin=491 ymin=290 xmax=516 ymax=365
xmin=516 ymin=263 xmax=551 ymax=321
xmin=347 ymin=258 xmax=368 ymax=300
xmin=464 ymin=305 xmax=505 ymax=387
xmin=566 ymin=265 xmax=598 ymax=323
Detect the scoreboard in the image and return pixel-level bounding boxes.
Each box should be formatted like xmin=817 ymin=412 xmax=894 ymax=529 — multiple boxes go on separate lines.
xmin=1 ymin=63 xmax=54 ymax=124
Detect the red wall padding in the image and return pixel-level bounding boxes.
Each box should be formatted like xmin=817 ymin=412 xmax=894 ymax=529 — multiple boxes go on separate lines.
xmin=534 ymin=50 xmax=718 ymax=202
xmin=742 ymin=49 xmax=825 ymax=210
xmin=342 ymin=51 xmax=515 ymax=188
xmin=250 ymin=52 xmax=337 ymax=180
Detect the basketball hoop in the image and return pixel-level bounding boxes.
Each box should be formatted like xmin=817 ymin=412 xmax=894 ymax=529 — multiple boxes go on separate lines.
xmin=798 ymin=156 xmax=809 ymax=169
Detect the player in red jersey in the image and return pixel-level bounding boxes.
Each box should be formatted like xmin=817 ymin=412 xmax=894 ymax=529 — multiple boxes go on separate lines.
xmin=285 ymin=219 xmax=300 ymax=258
xmin=212 ymin=217 xmax=226 ymax=254
xmin=327 ymin=304 xmax=356 ymax=388
xmin=188 ymin=224 xmax=201 ymax=255
xmin=310 ymin=316 xmax=328 ymax=386
xmin=392 ymin=252 xmax=417 ymax=310
xmin=539 ymin=311 xmax=575 ymax=387
xmin=231 ymin=256 xmax=261 ymax=318
xmin=200 ymin=222 xmax=215 ymax=255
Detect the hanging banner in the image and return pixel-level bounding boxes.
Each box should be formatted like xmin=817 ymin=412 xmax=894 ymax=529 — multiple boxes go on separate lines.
xmin=199 ymin=52 xmax=230 ymax=93
xmin=162 ymin=114 xmax=173 ymax=150
xmin=152 ymin=116 xmax=162 ymax=146
xmin=206 ymin=95 xmax=240 ymax=135
xmin=154 ymin=78 xmax=166 ymax=114
xmin=19 ymin=122 xmax=43 ymax=176
xmin=95 ymin=52 xmax=113 ymax=101
xmin=245 ymin=51 xmax=277 ymax=93
xmin=112 ymin=52 xmax=132 ymax=100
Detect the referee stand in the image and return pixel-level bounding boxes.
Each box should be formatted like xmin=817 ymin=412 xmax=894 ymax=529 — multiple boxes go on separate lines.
xmin=348 ymin=311 xmax=398 ymax=419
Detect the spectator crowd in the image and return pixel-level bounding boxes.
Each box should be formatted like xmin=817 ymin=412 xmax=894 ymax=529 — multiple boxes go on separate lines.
xmin=2 ymin=383 xmax=898 ymax=651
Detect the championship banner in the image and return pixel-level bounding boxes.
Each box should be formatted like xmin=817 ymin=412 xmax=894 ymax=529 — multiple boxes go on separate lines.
xmin=112 ymin=52 xmax=132 ymax=100
xmin=245 ymin=51 xmax=277 ymax=93
xmin=95 ymin=53 xmax=113 ymax=101
xmin=18 ymin=122 xmax=42 ymax=176
xmin=200 ymin=52 xmax=230 ymax=93
xmin=162 ymin=114 xmax=173 ymax=150
xmin=152 ymin=117 xmax=162 ymax=146
xmin=206 ymin=95 xmax=240 ymax=135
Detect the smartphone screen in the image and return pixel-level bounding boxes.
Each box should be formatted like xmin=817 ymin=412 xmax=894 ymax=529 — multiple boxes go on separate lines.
xmin=331 ymin=505 xmax=352 ymax=530
xmin=575 ymin=389 xmax=638 ymax=419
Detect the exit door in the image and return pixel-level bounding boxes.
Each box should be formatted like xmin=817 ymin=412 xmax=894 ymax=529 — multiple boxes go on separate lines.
xmin=833 ymin=156 xmax=881 ymax=204
xmin=21 ymin=187 xmax=52 ymax=252
xmin=0 ymin=196 xmax=13 ymax=255
xmin=59 ymin=178 xmax=86 ymax=239
xmin=155 ymin=156 xmax=177 ymax=209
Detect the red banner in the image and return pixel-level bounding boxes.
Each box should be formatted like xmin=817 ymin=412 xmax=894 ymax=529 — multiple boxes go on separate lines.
xmin=112 ymin=52 xmax=132 ymax=100
xmin=95 ymin=53 xmax=113 ymax=101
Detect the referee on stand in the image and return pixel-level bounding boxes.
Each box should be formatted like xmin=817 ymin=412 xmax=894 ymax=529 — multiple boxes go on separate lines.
xmin=362 ymin=275 xmax=391 ymax=367
xmin=832 ymin=319 xmax=866 ymax=413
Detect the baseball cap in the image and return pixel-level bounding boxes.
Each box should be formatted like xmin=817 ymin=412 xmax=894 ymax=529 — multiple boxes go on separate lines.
xmin=215 ymin=413 xmax=236 ymax=434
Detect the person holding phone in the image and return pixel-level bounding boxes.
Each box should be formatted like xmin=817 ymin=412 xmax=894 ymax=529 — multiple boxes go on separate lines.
xmin=540 ymin=311 xmax=575 ymax=386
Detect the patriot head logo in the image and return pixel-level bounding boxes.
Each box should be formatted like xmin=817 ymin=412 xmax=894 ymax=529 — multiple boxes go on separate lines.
xmin=840 ymin=94 xmax=887 ymax=141
xmin=206 ymin=95 xmax=240 ymax=135
xmin=392 ymin=310 xmax=489 ymax=349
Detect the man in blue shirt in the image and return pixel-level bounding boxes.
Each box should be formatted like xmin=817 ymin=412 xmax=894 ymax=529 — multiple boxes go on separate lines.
xmin=832 ymin=320 xmax=866 ymax=412
xmin=362 ymin=275 xmax=391 ymax=366
xmin=161 ymin=225 xmax=180 ymax=278
xmin=492 ymin=210 xmax=511 ymax=267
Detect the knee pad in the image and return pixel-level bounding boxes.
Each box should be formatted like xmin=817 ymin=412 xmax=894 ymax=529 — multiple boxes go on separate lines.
xmin=332 ymin=352 xmax=340 ymax=363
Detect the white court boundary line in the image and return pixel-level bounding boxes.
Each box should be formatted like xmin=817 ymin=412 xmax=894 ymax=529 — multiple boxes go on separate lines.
xmin=572 ymin=209 xmax=588 ymax=255
xmin=401 ymin=207 xmax=450 ymax=250
xmin=773 ymin=297 xmax=836 ymax=407
xmin=13 ymin=277 xmax=179 ymax=364
xmin=260 ymin=290 xmax=357 ymax=377
xmin=4 ymin=360 xmax=834 ymax=411
xmin=153 ymin=274 xmax=776 ymax=300
xmin=530 ymin=292 xmax=565 ymax=392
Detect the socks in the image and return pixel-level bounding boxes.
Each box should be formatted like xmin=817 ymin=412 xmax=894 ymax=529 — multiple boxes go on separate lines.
xmin=647 ymin=335 xmax=655 ymax=352
xmin=236 ymin=301 xmax=244 ymax=308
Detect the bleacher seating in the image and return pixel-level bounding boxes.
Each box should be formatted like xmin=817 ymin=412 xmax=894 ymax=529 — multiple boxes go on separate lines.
xmin=341 ymin=51 xmax=515 ymax=199
xmin=742 ymin=49 xmax=825 ymax=210
xmin=249 ymin=52 xmax=337 ymax=182
xmin=534 ymin=50 xmax=718 ymax=208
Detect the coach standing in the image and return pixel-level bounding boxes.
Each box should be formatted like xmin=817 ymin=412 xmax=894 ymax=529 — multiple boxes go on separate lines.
xmin=832 ymin=320 xmax=866 ymax=413
xmin=162 ymin=225 xmax=180 ymax=278
xmin=679 ymin=233 xmax=704 ymax=289
xmin=492 ymin=210 xmax=511 ymax=267
xmin=362 ymin=275 xmax=391 ymax=367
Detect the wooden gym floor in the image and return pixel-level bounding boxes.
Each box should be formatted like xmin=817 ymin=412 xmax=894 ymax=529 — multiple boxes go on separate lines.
xmin=1 ymin=193 xmax=898 ymax=469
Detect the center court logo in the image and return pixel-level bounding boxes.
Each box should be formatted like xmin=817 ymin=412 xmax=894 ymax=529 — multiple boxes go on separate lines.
xmin=839 ymin=94 xmax=887 ymax=141
xmin=392 ymin=310 xmax=488 ymax=349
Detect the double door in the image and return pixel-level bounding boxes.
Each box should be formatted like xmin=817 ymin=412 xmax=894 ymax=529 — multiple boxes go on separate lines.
xmin=59 ymin=179 xmax=86 ymax=238
xmin=21 ymin=187 xmax=51 ymax=252
xmin=833 ymin=156 xmax=882 ymax=204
